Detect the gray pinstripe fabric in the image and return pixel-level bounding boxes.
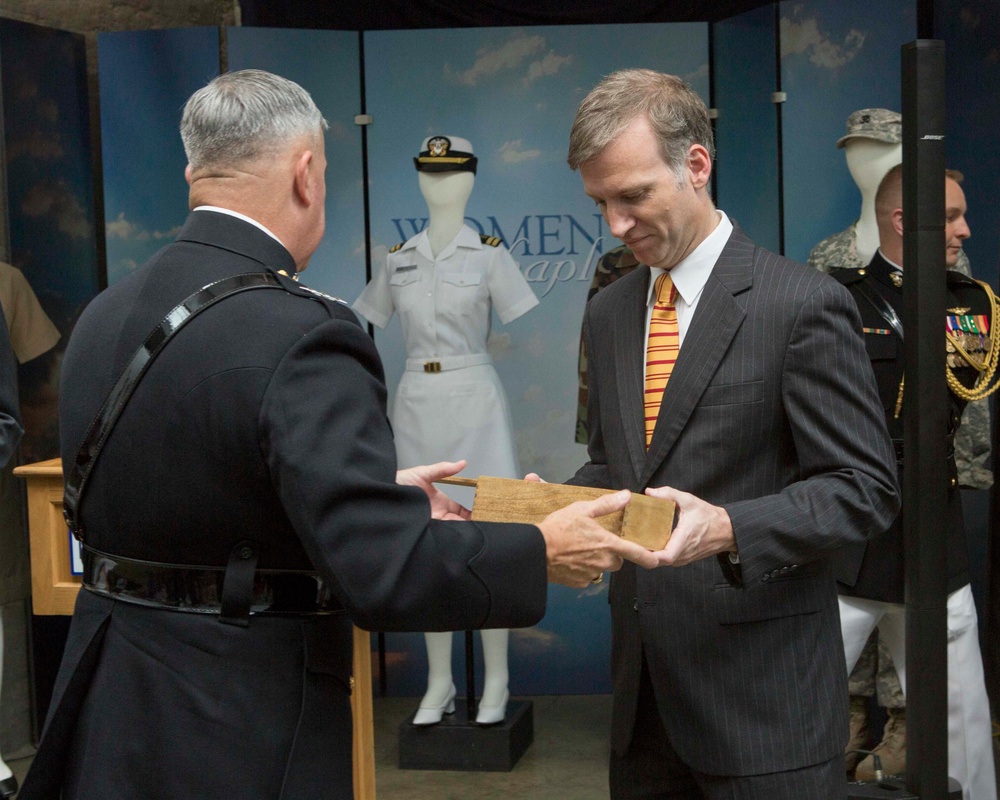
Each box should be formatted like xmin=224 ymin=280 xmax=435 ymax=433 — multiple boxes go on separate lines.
xmin=571 ymin=226 xmax=899 ymax=781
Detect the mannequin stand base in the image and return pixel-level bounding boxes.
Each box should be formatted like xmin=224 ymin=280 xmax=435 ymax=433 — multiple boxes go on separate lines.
xmin=847 ymin=776 xmax=962 ymax=799
xmin=399 ymin=698 xmax=533 ymax=771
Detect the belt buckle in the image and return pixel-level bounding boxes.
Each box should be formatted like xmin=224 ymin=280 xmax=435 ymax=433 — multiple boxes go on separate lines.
xmin=423 ymin=361 xmax=442 ymax=373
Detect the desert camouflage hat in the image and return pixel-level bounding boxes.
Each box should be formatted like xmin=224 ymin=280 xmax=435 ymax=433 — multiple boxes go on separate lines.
xmin=413 ymin=135 xmax=477 ymax=173
xmin=835 ymin=108 xmax=902 ymax=148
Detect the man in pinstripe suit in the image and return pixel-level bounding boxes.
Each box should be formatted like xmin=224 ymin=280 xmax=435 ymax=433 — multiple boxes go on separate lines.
xmin=564 ymin=70 xmax=900 ymax=798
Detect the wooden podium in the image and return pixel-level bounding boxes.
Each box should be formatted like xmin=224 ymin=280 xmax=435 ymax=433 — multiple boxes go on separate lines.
xmin=14 ymin=458 xmax=377 ymax=799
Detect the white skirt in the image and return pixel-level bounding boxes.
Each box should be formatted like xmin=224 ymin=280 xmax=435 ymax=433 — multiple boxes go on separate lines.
xmin=391 ymin=364 xmax=519 ymax=507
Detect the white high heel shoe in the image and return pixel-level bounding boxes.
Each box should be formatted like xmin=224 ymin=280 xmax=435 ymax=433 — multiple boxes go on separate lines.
xmin=475 ymin=688 xmax=510 ymax=726
xmin=412 ymin=683 xmax=457 ymax=726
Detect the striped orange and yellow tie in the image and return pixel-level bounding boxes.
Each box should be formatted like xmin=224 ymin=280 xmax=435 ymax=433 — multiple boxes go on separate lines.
xmin=644 ymin=271 xmax=679 ymax=447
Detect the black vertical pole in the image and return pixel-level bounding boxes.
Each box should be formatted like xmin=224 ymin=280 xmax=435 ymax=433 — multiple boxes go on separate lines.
xmin=773 ymin=3 xmax=785 ymax=256
xmin=901 ymin=39 xmax=951 ymax=800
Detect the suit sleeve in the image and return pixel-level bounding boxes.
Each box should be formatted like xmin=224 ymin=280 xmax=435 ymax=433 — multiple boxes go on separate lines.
xmin=0 ymin=307 xmax=23 ymax=468
xmin=723 ymin=279 xmax=900 ymax=583
xmin=260 ymin=307 xmax=547 ymax=632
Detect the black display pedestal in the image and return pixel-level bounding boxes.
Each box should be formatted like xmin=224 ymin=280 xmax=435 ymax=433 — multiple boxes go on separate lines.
xmin=398 ymin=698 xmax=533 ymax=772
xmin=846 ymin=776 xmax=962 ymax=799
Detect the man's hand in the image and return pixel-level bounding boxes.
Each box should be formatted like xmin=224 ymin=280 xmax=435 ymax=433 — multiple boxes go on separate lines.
xmin=538 ymin=490 xmax=661 ymax=587
xmin=396 ymin=460 xmax=472 ymax=521
xmin=644 ymin=485 xmax=735 ymax=566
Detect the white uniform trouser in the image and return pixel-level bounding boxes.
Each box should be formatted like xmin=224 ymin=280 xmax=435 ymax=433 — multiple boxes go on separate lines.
xmin=839 ymin=584 xmax=996 ymax=800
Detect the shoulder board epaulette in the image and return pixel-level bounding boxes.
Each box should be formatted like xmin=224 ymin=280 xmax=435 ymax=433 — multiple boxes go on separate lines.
xmin=480 ymin=234 xmax=502 ymax=247
xmin=389 ymin=242 xmax=405 ymax=253
xmin=828 ymin=266 xmax=865 ymax=286
xmin=273 ymin=271 xmax=346 ymax=305
xmin=296 ymin=284 xmax=347 ymax=305
xmin=946 ymin=269 xmax=977 ymax=288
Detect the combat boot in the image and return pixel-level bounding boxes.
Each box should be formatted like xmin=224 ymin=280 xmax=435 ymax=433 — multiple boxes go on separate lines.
xmin=845 ymin=695 xmax=871 ymax=775
xmin=855 ymin=706 xmax=906 ymax=780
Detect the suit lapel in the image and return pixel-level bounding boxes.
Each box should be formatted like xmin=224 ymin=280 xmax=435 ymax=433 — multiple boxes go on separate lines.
xmin=639 ymin=229 xmax=754 ymax=487
xmin=612 ymin=267 xmax=651 ymax=483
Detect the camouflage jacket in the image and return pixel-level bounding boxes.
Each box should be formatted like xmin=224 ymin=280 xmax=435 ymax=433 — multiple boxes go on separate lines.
xmin=576 ymin=245 xmax=641 ymax=444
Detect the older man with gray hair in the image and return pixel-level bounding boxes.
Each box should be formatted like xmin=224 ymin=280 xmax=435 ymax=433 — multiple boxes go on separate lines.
xmin=19 ymin=69 xmax=660 ymax=800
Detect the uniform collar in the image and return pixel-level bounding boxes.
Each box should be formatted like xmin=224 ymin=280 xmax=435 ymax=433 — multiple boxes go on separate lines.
xmin=176 ymin=209 xmax=298 ymax=277
xmin=405 ymin=224 xmax=481 ymax=261
xmin=869 ymin=249 xmax=904 ymax=290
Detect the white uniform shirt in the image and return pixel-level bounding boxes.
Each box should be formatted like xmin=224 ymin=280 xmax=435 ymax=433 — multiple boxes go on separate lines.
xmin=354 ymin=225 xmax=538 ymax=358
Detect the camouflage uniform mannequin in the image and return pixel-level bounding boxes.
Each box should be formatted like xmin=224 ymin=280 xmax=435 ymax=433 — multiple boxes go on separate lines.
xmin=576 ymin=246 xmax=640 ymax=444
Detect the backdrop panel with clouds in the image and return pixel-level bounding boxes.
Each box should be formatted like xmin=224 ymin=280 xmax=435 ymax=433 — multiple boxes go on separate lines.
xmin=98 ymin=28 xmax=221 ymax=286
xmin=362 ymin=22 xmax=708 ymax=696
xmin=227 ymin=27 xmax=367 ymax=303
xmin=778 ymin=0 xmax=916 ymax=263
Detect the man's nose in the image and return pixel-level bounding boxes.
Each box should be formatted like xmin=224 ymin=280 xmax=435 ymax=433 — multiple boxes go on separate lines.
xmin=955 ymin=217 xmax=971 ymax=240
xmin=605 ymin=205 xmax=634 ymax=238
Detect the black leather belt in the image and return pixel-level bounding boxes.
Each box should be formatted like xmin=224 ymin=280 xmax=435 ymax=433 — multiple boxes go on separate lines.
xmin=82 ymin=545 xmax=345 ymax=619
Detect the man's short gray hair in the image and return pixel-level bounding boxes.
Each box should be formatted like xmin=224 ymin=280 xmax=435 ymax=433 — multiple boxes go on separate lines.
xmin=567 ymin=69 xmax=715 ymax=175
xmin=181 ymin=69 xmax=328 ymax=170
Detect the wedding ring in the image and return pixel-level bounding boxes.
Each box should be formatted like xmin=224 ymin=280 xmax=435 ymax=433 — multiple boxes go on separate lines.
xmin=591 ymin=573 xmax=604 ymax=585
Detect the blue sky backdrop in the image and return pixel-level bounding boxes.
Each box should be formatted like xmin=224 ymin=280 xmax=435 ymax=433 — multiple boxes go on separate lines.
xmin=91 ymin=3 xmax=973 ymax=697
xmin=779 ymin=0 xmax=915 ymax=262
xmin=363 ymin=22 xmax=708 ymax=696
xmin=99 ymin=28 xmax=220 ymax=285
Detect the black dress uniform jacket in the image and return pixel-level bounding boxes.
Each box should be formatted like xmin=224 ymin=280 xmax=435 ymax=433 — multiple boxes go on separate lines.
xmin=20 ymin=210 xmax=546 ymax=800
xmin=831 ymin=250 xmax=984 ymax=602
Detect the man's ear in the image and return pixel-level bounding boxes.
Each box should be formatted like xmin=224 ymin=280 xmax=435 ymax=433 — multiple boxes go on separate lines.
xmin=184 ymin=164 xmax=193 ymax=185
xmin=293 ymin=149 xmax=315 ymax=206
xmin=891 ymin=207 xmax=904 ymax=238
xmin=687 ymin=144 xmax=712 ymax=190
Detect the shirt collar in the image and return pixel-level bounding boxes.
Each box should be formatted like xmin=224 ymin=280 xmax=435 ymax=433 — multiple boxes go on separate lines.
xmin=646 ymin=210 xmax=734 ymax=306
xmin=411 ymin=224 xmax=481 ymax=261
xmin=877 ymin=248 xmax=903 ymax=272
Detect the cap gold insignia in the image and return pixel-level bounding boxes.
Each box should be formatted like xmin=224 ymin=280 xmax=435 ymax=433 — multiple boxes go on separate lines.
xmin=428 ymin=137 xmax=450 ymax=157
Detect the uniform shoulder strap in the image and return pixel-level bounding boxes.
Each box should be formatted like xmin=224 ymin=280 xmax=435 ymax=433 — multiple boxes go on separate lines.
xmin=63 ymin=271 xmax=285 ymax=540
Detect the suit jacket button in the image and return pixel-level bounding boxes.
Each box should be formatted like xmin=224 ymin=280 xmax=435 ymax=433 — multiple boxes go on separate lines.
xmin=633 ymin=598 xmax=640 ymax=611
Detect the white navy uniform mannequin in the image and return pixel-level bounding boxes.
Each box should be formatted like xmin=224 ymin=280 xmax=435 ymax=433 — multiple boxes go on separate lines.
xmin=354 ymin=135 xmax=538 ymax=725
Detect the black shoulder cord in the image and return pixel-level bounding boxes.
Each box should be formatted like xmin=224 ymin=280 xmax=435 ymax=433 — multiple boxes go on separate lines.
xmin=63 ymin=272 xmax=284 ymax=540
